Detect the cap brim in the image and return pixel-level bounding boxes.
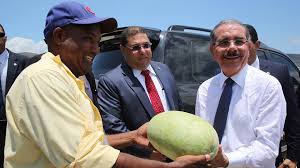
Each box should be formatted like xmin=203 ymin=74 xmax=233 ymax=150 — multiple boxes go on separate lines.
xmin=72 ymin=17 xmax=117 ymax=33
xmin=99 ymin=18 xmax=118 ymax=33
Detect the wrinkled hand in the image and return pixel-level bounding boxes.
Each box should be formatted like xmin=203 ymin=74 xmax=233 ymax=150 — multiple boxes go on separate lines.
xmin=134 ymin=123 xmax=167 ymax=161
xmin=133 ymin=123 xmax=150 ymax=148
xmin=168 ymin=154 xmax=211 ymax=168
xmin=211 ymin=145 xmax=229 ymax=168
xmin=278 ymin=159 xmax=297 ymax=168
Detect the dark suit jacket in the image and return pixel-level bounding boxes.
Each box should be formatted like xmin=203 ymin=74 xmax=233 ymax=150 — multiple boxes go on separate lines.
xmin=97 ymin=61 xmax=182 ymax=157
xmin=259 ymin=59 xmax=300 ymax=163
xmin=0 ymin=50 xmax=30 ymax=167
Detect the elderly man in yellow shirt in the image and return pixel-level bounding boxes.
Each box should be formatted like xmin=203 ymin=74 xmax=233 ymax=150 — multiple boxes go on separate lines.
xmin=4 ymin=1 xmax=213 ymax=168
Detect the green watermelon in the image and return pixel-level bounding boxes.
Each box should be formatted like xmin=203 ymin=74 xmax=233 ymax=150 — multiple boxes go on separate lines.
xmin=147 ymin=111 xmax=219 ymax=160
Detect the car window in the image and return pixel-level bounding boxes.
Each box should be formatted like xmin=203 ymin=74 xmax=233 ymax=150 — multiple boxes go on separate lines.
xmin=257 ymin=49 xmax=267 ymax=60
xmin=268 ymin=52 xmax=298 ymax=73
xmin=164 ymin=32 xmax=193 ymax=82
xmin=163 ymin=32 xmax=217 ymax=83
xmin=190 ymin=39 xmax=218 ymax=83
xmin=163 ymin=31 xmax=216 ymax=113
xmin=267 ymin=51 xmax=300 ymax=92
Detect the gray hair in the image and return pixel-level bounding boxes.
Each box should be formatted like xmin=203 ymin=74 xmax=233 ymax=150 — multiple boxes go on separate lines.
xmin=210 ymin=19 xmax=250 ymax=43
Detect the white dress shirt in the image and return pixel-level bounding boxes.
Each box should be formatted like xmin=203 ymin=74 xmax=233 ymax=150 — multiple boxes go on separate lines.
xmin=132 ymin=65 xmax=170 ymax=111
xmin=250 ymin=56 xmax=260 ymax=69
xmin=195 ymin=64 xmax=286 ymax=168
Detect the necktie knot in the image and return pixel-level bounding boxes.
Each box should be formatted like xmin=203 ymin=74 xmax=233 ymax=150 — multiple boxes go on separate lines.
xmin=225 ymin=78 xmax=234 ymax=86
xmin=141 ymin=70 xmax=150 ymax=76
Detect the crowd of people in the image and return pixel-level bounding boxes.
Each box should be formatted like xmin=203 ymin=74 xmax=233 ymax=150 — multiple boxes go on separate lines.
xmin=0 ymin=1 xmax=299 ymax=168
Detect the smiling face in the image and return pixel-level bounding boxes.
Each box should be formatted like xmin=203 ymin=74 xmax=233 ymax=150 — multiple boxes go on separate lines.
xmin=58 ymin=24 xmax=101 ymax=77
xmin=210 ymin=23 xmax=250 ymax=77
xmin=120 ymin=32 xmax=152 ymax=70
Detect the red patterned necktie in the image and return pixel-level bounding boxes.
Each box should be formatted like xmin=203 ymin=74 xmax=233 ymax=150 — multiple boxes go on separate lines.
xmin=141 ymin=70 xmax=164 ymax=114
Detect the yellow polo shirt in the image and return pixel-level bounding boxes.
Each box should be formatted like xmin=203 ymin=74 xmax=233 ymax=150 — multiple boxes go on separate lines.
xmin=4 ymin=52 xmax=119 ymax=168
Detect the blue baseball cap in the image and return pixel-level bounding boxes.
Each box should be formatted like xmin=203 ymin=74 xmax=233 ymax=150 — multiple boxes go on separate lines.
xmin=43 ymin=1 xmax=117 ymax=38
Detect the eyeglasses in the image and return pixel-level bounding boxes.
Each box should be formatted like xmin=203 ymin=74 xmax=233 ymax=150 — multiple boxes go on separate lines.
xmin=0 ymin=32 xmax=5 ymax=38
xmin=125 ymin=42 xmax=152 ymax=52
xmin=214 ymin=39 xmax=248 ymax=48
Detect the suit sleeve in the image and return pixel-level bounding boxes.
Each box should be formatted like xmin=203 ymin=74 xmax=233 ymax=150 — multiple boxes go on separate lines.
xmin=97 ymin=75 xmax=153 ymax=158
xmin=281 ymin=65 xmax=300 ymax=162
xmin=97 ymin=75 xmax=130 ymax=134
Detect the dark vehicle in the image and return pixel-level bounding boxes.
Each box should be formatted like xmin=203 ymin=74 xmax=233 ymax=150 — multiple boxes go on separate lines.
xmin=257 ymin=44 xmax=300 ymax=91
xmin=93 ymin=25 xmax=300 ymax=113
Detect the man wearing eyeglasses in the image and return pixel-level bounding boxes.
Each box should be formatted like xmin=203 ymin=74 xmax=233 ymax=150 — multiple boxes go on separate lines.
xmin=0 ymin=23 xmax=30 ymax=167
xmin=97 ymin=26 xmax=183 ymax=160
xmin=195 ymin=19 xmax=286 ymax=167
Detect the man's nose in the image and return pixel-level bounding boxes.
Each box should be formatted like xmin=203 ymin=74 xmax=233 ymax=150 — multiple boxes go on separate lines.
xmin=138 ymin=47 xmax=147 ymax=53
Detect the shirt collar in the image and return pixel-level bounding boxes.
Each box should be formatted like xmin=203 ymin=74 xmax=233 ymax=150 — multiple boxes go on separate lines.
xmin=132 ymin=64 xmax=156 ymax=77
xmin=218 ymin=64 xmax=248 ymax=89
xmin=250 ymin=56 xmax=260 ymax=69
xmin=44 ymin=52 xmax=85 ymax=90
xmin=0 ymin=49 xmax=9 ymax=65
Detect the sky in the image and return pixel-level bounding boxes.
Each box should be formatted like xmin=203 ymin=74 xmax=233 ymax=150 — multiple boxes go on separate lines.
xmin=1 ymin=0 xmax=300 ymax=54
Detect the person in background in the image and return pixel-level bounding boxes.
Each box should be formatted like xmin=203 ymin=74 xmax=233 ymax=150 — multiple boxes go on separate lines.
xmin=97 ymin=26 xmax=183 ymax=159
xmin=4 ymin=1 xmax=212 ymax=167
xmin=0 ymin=23 xmax=30 ymax=167
xmin=245 ymin=23 xmax=300 ymax=168
xmin=195 ymin=19 xmax=286 ymax=167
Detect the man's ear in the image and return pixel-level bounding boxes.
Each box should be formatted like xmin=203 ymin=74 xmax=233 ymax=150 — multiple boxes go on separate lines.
xmin=52 ymin=27 xmax=67 ymax=46
xmin=120 ymin=44 xmax=126 ymax=53
xmin=119 ymin=44 xmax=128 ymax=60
xmin=210 ymin=44 xmax=217 ymax=60
xmin=255 ymin=40 xmax=260 ymax=49
xmin=3 ymin=36 xmax=7 ymax=43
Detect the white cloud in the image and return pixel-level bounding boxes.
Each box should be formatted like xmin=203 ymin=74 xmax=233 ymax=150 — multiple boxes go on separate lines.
xmin=289 ymin=37 xmax=300 ymax=45
xmin=6 ymin=37 xmax=47 ymax=54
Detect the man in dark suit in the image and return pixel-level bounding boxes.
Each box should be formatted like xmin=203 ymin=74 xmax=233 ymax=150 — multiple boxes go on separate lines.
xmin=245 ymin=24 xmax=300 ymax=168
xmin=0 ymin=23 xmax=30 ymax=167
xmin=97 ymin=26 xmax=182 ymax=159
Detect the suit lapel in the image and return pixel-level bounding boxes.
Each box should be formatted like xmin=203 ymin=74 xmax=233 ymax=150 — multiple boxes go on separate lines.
xmin=85 ymin=72 xmax=99 ymax=108
xmin=5 ymin=51 xmax=19 ymax=94
xmin=259 ymin=59 xmax=271 ymax=74
xmin=121 ymin=63 xmax=156 ymax=118
xmin=151 ymin=62 xmax=175 ymax=110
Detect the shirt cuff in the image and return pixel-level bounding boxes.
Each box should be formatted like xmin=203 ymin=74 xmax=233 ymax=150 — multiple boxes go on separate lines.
xmin=226 ymin=151 xmax=246 ymax=168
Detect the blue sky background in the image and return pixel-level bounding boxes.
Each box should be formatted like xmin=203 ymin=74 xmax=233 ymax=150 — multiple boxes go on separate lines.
xmin=1 ymin=0 xmax=300 ymax=54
